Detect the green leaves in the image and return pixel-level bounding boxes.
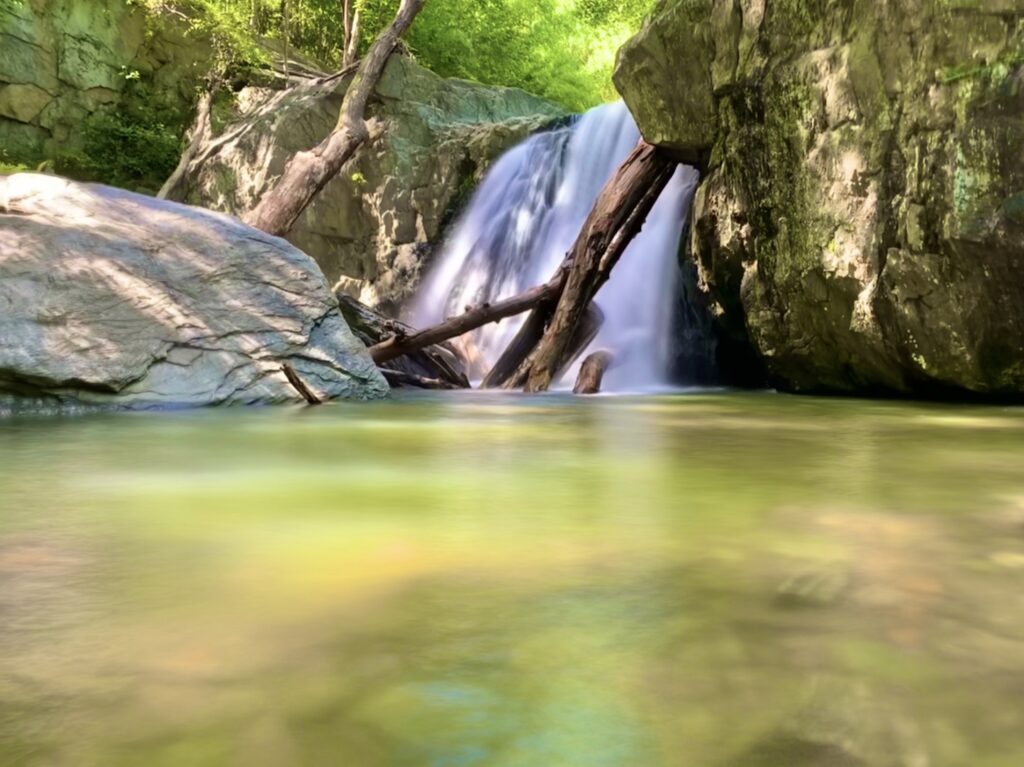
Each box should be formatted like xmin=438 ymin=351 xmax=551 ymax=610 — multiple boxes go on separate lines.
xmin=177 ymin=0 xmax=659 ymax=111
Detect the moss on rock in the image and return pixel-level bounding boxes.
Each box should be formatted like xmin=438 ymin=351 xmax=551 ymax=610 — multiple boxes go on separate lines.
xmin=616 ymin=0 xmax=1024 ymax=397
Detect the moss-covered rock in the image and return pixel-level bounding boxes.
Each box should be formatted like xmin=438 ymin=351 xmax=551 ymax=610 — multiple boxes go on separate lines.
xmin=616 ymin=0 xmax=1024 ymax=397
xmin=181 ymin=56 xmax=565 ymax=313
xmin=0 ymin=0 xmax=210 ymax=184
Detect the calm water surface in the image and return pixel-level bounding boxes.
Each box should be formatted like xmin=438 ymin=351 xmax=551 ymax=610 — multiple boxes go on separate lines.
xmin=2 ymin=391 xmax=1024 ymax=766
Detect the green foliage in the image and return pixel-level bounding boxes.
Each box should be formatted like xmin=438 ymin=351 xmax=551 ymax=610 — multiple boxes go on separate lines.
xmin=357 ymin=0 xmax=658 ymax=110
xmin=0 ymin=150 xmax=29 ymax=176
xmin=54 ymin=81 xmax=185 ymax=191
xmin=166 ymin=0 xmax=658 ymax=111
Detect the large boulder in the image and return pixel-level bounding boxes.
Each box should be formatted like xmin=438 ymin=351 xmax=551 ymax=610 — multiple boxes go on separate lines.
xmin=179 ymin=56 xmax=566 ymax=314
xmin=616 ymin=0 xmax=1024 ymax=396
xmin=0 ymin=173 xmax=387 ymax=409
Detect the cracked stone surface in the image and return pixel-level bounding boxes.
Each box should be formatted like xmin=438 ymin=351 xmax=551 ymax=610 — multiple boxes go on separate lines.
xmin=616 ymin=0 xmax=1024 ymax=396
xmin=0 ymin=173 xmax=388 ymax=409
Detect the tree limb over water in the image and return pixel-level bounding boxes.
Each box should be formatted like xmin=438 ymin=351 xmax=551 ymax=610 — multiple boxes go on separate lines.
xmin=244 ymin=0 xmax=426 ymax=236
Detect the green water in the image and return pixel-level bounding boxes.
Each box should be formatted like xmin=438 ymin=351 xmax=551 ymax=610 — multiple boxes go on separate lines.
xmin=2 ymin=391 xmax=1024 ymax=767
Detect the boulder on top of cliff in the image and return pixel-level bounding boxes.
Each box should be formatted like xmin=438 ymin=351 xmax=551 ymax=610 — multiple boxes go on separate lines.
xmin=0 ymin=173 xmax=388 ymax=410
xmin=615 ymin=0 xmax=1024 ymax=397
xmin=177 ymin=55 xmax=566 ymax=315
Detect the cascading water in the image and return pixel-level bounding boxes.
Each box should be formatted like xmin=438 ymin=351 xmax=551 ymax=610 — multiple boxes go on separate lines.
xmin=411 ymin=101 xmax=700 ymax=392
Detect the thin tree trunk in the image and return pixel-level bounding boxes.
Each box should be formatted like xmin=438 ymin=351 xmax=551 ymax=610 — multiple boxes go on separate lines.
xmin=281 ymin=0 xmax=290 ymax=80
xmin=507 ymin=141 xmax=677 ymax=392
xmin=245 ymin=0 xmax=426 ymax=236
xmin=158 ymin=91 xmax=213 ymax=201
xmin=342 ymin=0 xmax=352 ymax=57
xmin=343 ymin=5 xmax=361 ymax=67
xmin=281 ymin=363 xmax=322 ymax=404
xmin=368 ymin=270 xmax=565 ymax=365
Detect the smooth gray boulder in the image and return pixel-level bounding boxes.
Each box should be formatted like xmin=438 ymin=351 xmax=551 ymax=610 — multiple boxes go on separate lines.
xmin=0 ymin=173 xmax=388 ymax=409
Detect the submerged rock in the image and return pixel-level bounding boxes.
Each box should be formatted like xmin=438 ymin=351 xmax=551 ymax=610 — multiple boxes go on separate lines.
xmin=180 ymin=56 xmax=565 ymax=314
xmin=616 ymin=1 xmax=1024 ymax=397
xmin=0 ymin=173 xmax=387 ymax=409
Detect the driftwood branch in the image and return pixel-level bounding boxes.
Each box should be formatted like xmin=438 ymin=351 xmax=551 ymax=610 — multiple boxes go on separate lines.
xmin=244 ymin=0 xmax=426 ymax=236
xmin=368 ymin=270 xmax=566 ymax=365
xmin=281 ymin=363 xmax=322 ymax=404
xmin=380 ymin=368 xmax=460 ymax=390
xmin=506 ymin=141 xmax=677 ymax=392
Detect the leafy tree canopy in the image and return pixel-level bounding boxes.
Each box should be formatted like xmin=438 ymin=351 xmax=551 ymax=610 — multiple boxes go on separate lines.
xmin=179 ymin=0 xmax=656 ymax=111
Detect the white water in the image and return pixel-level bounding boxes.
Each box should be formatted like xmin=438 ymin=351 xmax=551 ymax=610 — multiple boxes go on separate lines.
xmin=411 ymin=101 xmax=700 ymax=391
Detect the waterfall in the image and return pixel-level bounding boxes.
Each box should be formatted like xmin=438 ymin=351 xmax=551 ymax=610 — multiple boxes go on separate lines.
xmin=411 ymin=101 xmax=700 ymax=392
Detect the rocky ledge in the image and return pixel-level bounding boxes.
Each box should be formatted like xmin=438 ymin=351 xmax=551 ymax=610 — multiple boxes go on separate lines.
xmin=616 ymin=0 xmax=1024 ymax=397
xmin=178 ymin=56 xmax=565 ymax=314
xmin=0 ymin=173 xmax=387 ymax=409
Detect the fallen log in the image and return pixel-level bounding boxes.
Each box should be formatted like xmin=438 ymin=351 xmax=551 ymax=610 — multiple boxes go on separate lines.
xmin=244 ymin=0 xmax=426 ymax=236
xmin=573 ymin=351 xmax=613 ymax=394
xmin=337 ymin=293 xmax=469 ymax=388
xmin=480 ymin=298 xmax=553 ymax=388
xmin=368 ymin=271 xmax=565 ymax=365
xmin=509 ymin=141 xmax=677 ymax=392
xmin=381 ymin=368 xmax=460 ymax=390
xmin=281 ymin=363 xmax=322 ymax=404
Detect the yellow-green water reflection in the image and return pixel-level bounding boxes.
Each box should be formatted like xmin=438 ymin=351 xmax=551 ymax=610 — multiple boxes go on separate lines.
xmin=2 ymin=391 xmax=1024 ymax=766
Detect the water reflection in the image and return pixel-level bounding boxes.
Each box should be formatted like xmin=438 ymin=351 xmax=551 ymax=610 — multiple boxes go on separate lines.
xmin=1 ymin=392 xmax=1024 ymax=766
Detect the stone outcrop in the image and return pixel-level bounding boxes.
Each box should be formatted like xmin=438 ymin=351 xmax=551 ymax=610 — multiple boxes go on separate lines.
xmin=0 ymin=173 xmax=388 ymax=409
xmin=616 ymin=0 xmax=1024 ymax=396
xmin=178 ymin=56 xmax=565 ymax=314
xmin=0 ymin=0 xmax=208 ymax=169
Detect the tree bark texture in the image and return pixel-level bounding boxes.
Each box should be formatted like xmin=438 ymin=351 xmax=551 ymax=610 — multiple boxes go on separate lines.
xmin=368 ymin=271 xmax=565 ymax=365
xmin=573 ymin=351 xmax=613 ymax=394
xmin=244 ymin=0 xmax=426 ymax=236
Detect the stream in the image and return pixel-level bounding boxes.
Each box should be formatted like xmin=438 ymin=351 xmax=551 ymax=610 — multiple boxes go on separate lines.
xmin=2 ymin=391 xmax=1024 ymax=766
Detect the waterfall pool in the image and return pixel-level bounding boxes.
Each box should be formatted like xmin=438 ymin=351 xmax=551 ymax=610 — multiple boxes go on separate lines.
xmin=2 ymin=390 xmax=1024 ymax=765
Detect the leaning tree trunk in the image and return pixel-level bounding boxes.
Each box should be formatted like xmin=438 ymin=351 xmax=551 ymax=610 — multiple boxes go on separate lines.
xmin=158 ymin=91 xmax=213 ymax=201
xmin=505 ymin=141 xmax=677 ymax=392
xmin=368 ymin=270 xmax=566 ymax=365
xmin=244 ymin=0 xmax=426 ymax=236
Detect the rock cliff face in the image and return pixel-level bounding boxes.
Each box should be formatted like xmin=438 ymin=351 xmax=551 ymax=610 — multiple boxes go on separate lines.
xmin=0 ymin=0 xmax=207 ymax=169
xmin=0 ymin=173 xmax=387 ymax=409
xmin=180 ymin=56 xmax=565 ymax=313
xmin=616 ymin=0 xmax=1024 ymax=396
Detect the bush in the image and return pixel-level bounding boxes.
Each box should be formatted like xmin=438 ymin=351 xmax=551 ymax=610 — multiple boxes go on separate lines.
xmin=54 ymin=82 xmax=185 ymax=191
